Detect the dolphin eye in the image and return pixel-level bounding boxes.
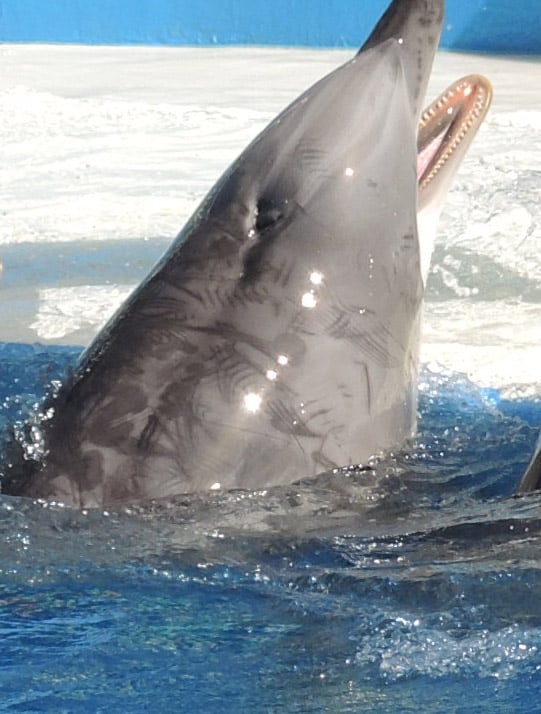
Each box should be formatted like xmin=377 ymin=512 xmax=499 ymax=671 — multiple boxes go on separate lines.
xmin=255 ymin=197 xmax=285 ymax=232
xmin=241 ymin=197 xmax=285 ymax=282
xmin=241 ymin=195 xmax=291 ymax=282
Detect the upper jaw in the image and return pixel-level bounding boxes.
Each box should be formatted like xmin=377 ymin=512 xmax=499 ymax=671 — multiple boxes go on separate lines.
xmin=360 ymin=0 xmax=445 ymax=120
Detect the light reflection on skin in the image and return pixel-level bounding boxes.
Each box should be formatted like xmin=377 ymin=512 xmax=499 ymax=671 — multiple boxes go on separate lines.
xmin=301 ymin=292 xmax=317 ymax=308
xmin=243 ymin=392 xmax=262 ymax=413
xmin=243 ymin=270 xmax=326 ymax=414
xmin=301 ymin=268 xmax=324 ymax=309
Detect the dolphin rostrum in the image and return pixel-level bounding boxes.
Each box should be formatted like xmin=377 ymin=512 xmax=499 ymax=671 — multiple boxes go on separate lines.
xmin=2 ymin=0 xmax=492 ymax=507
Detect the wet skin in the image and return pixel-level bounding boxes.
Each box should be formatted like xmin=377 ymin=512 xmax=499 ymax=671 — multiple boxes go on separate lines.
xmin=2 ymin=0 xmax=494 ymax=507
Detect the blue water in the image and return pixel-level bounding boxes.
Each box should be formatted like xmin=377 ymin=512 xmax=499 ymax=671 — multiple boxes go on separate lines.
xmin=1 ymin=342 xmax=541 ymax=713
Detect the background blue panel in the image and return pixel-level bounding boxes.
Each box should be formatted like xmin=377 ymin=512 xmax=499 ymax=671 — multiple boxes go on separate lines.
xmin=0 ymin=0 xmax=539 ymax=53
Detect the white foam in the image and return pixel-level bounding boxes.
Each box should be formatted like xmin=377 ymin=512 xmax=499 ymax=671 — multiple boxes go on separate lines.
xmin=30 ymin=285 xmax=132 ymax=340
xmin=491 ymin=111 xmax=541 ymax=130
xmin=422 ymin=301 xmax=541 ymax=391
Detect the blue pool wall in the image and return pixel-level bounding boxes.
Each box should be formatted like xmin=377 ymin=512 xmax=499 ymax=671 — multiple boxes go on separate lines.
xmin=0 ymin=0 xmax=540 ymax=54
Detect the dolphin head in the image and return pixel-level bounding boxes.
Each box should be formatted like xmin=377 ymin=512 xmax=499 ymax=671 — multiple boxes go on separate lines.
xmin=183 ymin=0 xmax=447 ymax=291
xmin=2 ymin=0 xmax=492 ymax=507
xmin=173 ymin=0 xmax=490 ymax=312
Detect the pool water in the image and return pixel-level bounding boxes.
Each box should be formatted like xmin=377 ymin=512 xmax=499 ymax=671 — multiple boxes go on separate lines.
xmin=1 ymin=344 xmax=541 ymax=712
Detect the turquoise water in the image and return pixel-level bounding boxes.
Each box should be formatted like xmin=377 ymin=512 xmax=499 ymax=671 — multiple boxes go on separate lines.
xmin=1 ymin=343 xmax=540 ymax=712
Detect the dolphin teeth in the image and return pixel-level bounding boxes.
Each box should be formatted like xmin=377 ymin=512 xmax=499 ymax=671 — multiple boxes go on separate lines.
xmin=417 ymin=75 xmax=493 ymax=191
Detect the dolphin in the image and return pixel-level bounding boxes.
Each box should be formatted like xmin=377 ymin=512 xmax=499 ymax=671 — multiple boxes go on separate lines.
xmin=2 ymin=0 xmax=492 ymax=508
xmin=517 ymin=432 xmax=541 ymax=493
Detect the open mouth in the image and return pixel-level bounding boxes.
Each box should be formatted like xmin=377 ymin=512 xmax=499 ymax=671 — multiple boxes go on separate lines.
xmin=417 ymin=75 xmax=493 ymax=197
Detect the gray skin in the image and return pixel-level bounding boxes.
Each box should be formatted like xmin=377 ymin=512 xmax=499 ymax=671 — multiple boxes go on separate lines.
xmin=3 ymin=0 xmax=445 ymax=508
xmin=517 ymin=433 xmax=541 ymax=494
